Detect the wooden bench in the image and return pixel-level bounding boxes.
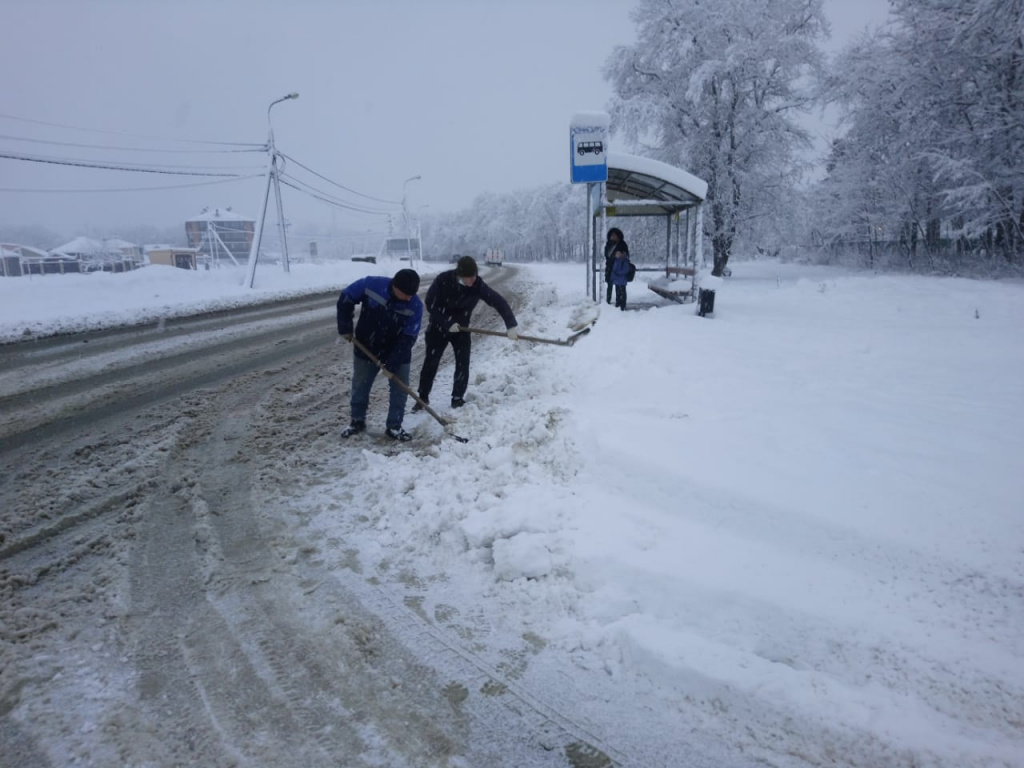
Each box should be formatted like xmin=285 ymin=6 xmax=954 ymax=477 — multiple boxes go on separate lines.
xmin=647 ymin=266 xmax=697 ymax=303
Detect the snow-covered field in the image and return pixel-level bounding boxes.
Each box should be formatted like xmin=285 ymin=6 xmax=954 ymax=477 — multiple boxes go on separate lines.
xmin=2 ymin=259 xmax=1021 ymax=766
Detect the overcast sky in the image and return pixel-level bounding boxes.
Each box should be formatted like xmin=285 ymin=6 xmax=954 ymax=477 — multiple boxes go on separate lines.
xmin=1 ymin=0 xmax=890 ymax=240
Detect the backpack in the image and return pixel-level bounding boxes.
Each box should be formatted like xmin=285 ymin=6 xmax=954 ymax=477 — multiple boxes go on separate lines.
xmin=626 ymin=261 xmax=636 ymax=282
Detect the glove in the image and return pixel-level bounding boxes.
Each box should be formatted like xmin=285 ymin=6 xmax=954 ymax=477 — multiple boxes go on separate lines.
xmin=449 ymin=323 xmax=461 ymax=334
xmin=341 ymin=332 xmax=353 ymax=342
xmin=506 ymin=326 xmax=519 ymax=341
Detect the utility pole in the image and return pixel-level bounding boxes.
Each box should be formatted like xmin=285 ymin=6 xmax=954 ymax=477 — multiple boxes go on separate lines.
xmin=245 ymin=92 xmax=298 ymax=289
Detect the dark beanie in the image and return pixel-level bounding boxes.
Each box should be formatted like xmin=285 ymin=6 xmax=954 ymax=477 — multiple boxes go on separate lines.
xmin=392 ymin=268 xmax=420 ymax=296
xmin=455 ymin=256 xmax=478 ymax=277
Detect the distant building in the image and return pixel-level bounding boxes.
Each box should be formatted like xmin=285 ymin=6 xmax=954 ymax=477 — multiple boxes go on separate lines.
xmin=6 ymin=242 xmax=82 ymax=275
xmin=1 ymin=244 xmax=24 ymax=277
xmin=50 ymin=236 xmax=141 ymax=273
xmin=145 ymin=245 xmax=199 ymax=270
xmin=103 ymin=238 xmax=143 ymax=263
xmin=185 ymin=207 xmax=255 ymax=266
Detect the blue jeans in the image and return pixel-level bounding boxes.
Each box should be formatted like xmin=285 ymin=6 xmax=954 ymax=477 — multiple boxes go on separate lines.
xmin=350 ymin=354 xmax=410 ymax=430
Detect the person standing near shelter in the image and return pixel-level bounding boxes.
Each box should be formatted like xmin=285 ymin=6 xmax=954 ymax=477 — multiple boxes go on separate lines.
xmin=610 ymin=243 xmax=632 ymax=310
xmin=337 ymin=268 xmax=423 ymax=442
xmin=414 ymin=256 xmax=518 ymax=410
xmin=604 ymin=227 xmax=627 ymax=304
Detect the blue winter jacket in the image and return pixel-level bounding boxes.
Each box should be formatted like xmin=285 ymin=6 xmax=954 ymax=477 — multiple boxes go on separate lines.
xmin=337 ymin=276 xmax=423 ymax=370
xmin=610 ymin=253 xmax=632 ymax=287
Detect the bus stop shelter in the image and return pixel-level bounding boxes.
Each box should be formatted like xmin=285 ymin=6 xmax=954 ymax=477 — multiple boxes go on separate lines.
xmin=586 ymin=153 xmax=708 ymax=303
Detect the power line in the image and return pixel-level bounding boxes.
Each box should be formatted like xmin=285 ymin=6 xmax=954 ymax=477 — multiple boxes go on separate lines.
xmin=0 ymin=132 xmax=265 ymax=154
xmin=0 ymin=173 xmax=263 ymax=193
xmin=278 ymin=172 xmax=397 ymax=214
xmin=278 ymin=172 xmax=396 ymax=213
xmin=0 ymin=150 xmax=260 ymax=176
xmin=0 ymin=111 xmax=263 ymax=148
xmin=287 ymin=230 xmax=387 ymax=240
xmin=277 ymin=176 xmax=392 ymax=216
xmin=279 ymin=151 xmax=401 ymax=205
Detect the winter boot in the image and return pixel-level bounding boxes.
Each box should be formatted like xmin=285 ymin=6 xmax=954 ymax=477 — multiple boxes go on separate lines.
xmin=450 ymin=397 xmax=465 ymax=409
xmin=341 ymin=421 xmax=366 ymax=438
xmin=411 ymin=396 xmax=429 ymax=413
xmin=385 ymin=425 xmax=412 ymax=442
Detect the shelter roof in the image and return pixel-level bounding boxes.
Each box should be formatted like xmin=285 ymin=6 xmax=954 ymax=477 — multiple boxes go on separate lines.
xmin=601 ymin=153 xmax=707 ymax=217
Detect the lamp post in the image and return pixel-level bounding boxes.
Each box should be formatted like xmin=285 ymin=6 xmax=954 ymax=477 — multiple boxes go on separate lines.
xmin=416 ymin=204 xmax=429 ymax=267
xmin=245 ymin=92 xmax=298 ymax=288
xmin=402 ymin=174 xmax=421 ymax=264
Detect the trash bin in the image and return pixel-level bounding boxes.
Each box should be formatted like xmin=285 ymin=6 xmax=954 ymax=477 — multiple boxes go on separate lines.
xmin=697 ymin=288 xmax=716 ymax=317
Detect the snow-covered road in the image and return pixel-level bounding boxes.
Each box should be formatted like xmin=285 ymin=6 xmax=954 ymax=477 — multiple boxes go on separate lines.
xmin=2 ymin=261 xmax=1021 ymax=768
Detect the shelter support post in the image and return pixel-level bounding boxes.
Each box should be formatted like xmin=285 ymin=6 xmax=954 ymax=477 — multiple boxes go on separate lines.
xmin=586 ymin=182 xmax=594 ymax=301
xmin=695 ymin=204 xmax=704 ymax=267
xmin=666 ymin=214 xmax=672 ymax=267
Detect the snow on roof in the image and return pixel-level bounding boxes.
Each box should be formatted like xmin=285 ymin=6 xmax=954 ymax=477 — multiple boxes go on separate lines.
xmin=608 ymin=153 xmax=708 ymax=202
xmin=186 ymin=207 xmax=254 ymax=222
xmin=103 ymin=238 xmax=139 ymax=249
xmin=51 ymin=236 xmax=109 ymax=255
xmin=570 ymin=111 xmax=611 ymax=129
xmin=0 ymin=243 xmax=50 ymax=259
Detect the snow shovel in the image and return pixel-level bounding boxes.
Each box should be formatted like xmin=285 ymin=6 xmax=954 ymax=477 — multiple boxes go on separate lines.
xmin=347 ymin=336 xmax=469 ymax=443
xmin=456 ymin=325 xmax=592 ymax=347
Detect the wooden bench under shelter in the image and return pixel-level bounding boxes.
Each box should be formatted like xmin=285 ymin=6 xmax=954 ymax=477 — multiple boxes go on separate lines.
xmin=585 ymin=153 xmax=708 ymax=307
xmin=647 ymin=266 xmax=697 ymax=303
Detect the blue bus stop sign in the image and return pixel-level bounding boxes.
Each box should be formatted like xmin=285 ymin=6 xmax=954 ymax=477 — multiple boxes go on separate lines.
xmin=570 ymin=112 xmax=609 ymax=184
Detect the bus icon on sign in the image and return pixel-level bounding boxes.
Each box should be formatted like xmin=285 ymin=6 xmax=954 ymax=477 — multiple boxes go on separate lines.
xmin=577 ymin=141 xmax=604 ymax=156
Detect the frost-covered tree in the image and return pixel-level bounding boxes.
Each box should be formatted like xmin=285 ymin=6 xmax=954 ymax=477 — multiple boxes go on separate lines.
xmin=604 ymin=0 xmax=829 ymax=275
xmin=418 ymin=184 xmax=586 ymax=263
xmin=819 ymin=0 xmax=1024 ymax=267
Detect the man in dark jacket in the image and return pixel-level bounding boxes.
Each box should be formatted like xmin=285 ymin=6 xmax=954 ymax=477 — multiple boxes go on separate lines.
xmin=336 ymin=268 xmax=423 ymax=441
xmin=414 ymin=256 xmax=518 ymax=410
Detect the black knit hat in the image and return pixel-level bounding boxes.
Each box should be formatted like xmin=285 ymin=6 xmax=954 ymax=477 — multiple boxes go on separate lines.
xmin=455 ymin=256 xmax=478 ymax=278
xmin=392 ymin=268 xmax=420 ymax=296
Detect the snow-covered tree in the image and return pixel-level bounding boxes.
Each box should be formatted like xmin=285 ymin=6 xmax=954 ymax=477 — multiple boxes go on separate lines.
xmin=819 ymin=0 xmax=1024 ymax=267
xmin=604 ymin=0 xmax=829 ymax=275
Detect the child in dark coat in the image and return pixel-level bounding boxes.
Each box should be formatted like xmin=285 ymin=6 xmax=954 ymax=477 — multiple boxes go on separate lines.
xmin=609 ymin=244 xmax=632 ymax=310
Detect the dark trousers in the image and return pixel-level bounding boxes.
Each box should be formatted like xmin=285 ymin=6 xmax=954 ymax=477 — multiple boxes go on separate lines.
xmin=614 ymin=285 xmax=627 ymax=309
xmin=417 ymin=324 xmax=472 ymax=401
xmin=605 ymin=280 xmax=613 ymax=304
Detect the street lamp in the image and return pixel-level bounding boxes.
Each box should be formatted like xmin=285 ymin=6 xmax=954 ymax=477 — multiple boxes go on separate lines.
xmin=245 ymin=92 xmax=299 ymax=288
xmin=402 ymin=175 xmax=421 ymax=264
xmin=416 ymin=204 xmax=429 ymax=267
xmin=267 ymin=92 xmax=299 ymax=142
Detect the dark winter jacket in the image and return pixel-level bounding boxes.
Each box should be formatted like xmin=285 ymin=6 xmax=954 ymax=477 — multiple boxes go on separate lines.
xmin=604 ymin=231 xmax=628 ymax=282
xmin=424 ymin=269 xmax=517 ymax=331
xmin=337 ymin=275 xmax=423 ymax=370
xmin=610 ymin=251 xmax=632 ymax=286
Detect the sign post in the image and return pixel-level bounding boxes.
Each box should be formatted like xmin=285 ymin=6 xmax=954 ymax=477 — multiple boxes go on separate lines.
xmin=570 ymin=112 xmax=609 ymax=300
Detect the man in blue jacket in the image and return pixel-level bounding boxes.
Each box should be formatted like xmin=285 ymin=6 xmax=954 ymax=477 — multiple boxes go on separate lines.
xmin=414 ymin=256 xmax=518 ymax=410
xmin=337 ymin=268 xmax=423 ymax=441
